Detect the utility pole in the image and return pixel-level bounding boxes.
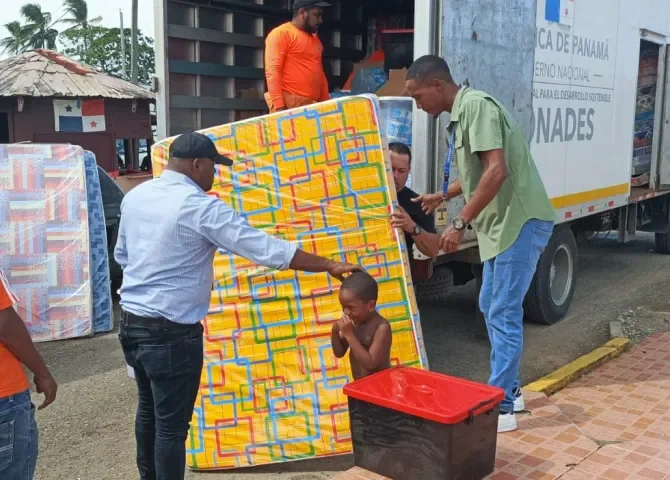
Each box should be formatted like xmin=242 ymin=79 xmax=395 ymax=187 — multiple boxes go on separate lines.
xmin=130 ymin=0 xmax=139 ymax=169
xmin=119 ymin=10 xmax=126 ymax=80
xmin=130 ymin=0 xmax=139 ymax=84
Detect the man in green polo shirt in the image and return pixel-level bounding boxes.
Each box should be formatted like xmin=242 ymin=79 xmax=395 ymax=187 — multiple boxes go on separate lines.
xmin=406 ymin=55 xmax=555 ymax=433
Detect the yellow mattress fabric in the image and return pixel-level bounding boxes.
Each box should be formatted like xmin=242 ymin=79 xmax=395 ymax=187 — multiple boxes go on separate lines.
xmin=151 ymin=95 xmax=427 ymax=470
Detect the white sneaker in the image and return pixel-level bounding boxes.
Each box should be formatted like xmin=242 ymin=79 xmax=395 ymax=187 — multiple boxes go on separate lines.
xmin=513 ymin=390 xmax=525 ymax=412
xmin=498 ymin=412 xmax=517 ymax=433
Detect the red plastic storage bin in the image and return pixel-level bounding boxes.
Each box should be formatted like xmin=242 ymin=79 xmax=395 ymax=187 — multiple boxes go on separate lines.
xmin=343 ymin=366 xmax=505 ymax=480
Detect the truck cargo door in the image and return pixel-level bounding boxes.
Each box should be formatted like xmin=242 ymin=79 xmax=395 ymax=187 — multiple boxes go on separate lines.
xmin=658 ymin=43 xmax=670 ymax=189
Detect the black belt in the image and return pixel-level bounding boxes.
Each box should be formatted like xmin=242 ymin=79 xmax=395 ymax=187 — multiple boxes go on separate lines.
xmin=121 ymin=309 xmax=200 ymax=330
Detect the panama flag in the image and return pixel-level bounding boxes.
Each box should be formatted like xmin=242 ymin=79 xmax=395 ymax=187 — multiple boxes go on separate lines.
xmin=545 ymin=0 xmax=574 ymax=26
xmin=54 ymin=99 xmax=106 ymax=133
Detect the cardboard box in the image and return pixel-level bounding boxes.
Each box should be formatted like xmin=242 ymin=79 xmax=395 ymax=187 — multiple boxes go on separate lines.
xmin=375 ymin=68 xmax=409 ymax=96
xmin=114 ymin=173 xmax=153 ymax=193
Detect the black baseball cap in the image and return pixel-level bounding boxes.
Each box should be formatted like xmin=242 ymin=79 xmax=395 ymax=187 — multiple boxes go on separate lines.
xmin=292 ymin=0 xmax=331 ymax=10
xmin=169 ymin=131 xmax=233 ymax=166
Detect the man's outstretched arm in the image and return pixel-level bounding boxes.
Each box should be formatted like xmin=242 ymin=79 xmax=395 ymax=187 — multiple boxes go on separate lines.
xmin=411 ymin=179 xmax=463 ymax=215
xmin=197 ymin=198 xmax=361 ymax=279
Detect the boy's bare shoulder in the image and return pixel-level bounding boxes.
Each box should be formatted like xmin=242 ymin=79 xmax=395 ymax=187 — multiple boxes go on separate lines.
xmin=373 ymin=314 xmax=392 ymax=332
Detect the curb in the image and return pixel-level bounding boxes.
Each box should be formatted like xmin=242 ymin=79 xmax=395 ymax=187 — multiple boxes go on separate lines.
xmin=609 ymin=319 xmax=624 ymax=338
xmin=524 ymin=337 xmax=630 ymax=395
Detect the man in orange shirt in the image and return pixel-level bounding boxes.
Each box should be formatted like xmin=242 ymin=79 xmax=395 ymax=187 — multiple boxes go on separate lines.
xmin=0 ymin=270 xmax=57 ymax=479
xmin=264 ymin=0 xmax=331 ymax=112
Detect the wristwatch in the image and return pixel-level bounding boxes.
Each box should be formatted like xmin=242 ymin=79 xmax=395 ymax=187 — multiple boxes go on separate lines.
xmin=410 ymin=224 xmax=422 ymax=236
xmin=452 ymin=217 xmax=468 ymax=231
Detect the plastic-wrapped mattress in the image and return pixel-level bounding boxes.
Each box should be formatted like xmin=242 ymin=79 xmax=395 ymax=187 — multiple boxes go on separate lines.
xmin=0 ymin=144 xmax=93 ymax=342
xmin=151 ymin=95 xmax=428 ymax=470
xmin=84 ymin=150 xmax=113 ymax=333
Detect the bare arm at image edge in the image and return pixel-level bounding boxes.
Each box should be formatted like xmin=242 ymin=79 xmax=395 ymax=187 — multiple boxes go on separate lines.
xmin=0 ymin=285 xmax=57 ymax=409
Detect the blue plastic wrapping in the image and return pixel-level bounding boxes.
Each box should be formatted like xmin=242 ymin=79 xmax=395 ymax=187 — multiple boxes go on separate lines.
xmin=379 ymin=97 xmax=413 ymax=188
xmin=84 ymin=151 xmax=113 ymax=333
xmin=330 ymin=90 xmax=352 ymax=99
xmin=379 ymin=97 xmax=413 ymax=147
xmin=351 ymin=67 xmax=388 ymax=94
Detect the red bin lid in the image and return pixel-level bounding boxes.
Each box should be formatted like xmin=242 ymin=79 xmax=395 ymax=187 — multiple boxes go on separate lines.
xmin=343 ymin=366 xmax=505 ymax=425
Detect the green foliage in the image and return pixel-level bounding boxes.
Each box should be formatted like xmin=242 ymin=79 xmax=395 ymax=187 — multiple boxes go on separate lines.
xmin=61 ymin=0 xmax=102 ymax=29
xmin=19 ymin=3 xmax=58 ymax=50
xmin=1 ymin=21 xmax=30 ymax=54
xmin=1 ymin=0 xmax=155 ymax=86
xmin=60 ymin=26 xmax=155 ymax=85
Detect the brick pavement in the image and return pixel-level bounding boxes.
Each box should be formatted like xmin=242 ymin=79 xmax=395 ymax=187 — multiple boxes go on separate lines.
xmin=332 ymin=333 xmax=670 ymax=480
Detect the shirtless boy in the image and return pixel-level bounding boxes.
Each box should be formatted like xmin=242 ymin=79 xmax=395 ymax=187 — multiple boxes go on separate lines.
xmin=330 ymin=271 xmax=392 ymax=380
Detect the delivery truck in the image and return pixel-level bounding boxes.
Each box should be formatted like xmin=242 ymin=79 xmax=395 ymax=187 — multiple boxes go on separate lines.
xmin=152 ymin=0 xmax=670 ymax=326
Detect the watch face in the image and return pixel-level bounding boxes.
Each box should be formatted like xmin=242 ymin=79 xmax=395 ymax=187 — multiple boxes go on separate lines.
xmin=453 ymin=218 xmax=464 ymax=230
xmin=413 ymin=225 xmax=421 ymax=235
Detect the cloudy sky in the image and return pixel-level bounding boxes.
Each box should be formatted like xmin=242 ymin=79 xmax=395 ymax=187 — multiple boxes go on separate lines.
xmin=3 ymin=0 xmax=155 ymax=45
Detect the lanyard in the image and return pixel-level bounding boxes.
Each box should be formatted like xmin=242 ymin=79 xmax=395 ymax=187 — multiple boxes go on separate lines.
xmin=442 ymin=128 xmax=456 ymax=194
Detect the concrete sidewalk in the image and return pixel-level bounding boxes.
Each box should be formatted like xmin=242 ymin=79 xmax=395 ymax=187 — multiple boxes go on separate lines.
xmin=334 ymin=333 xmax=670 ymax=480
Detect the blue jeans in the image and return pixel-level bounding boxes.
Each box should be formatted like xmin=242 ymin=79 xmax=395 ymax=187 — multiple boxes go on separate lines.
xmin=0 ymin=389 xmax=38 ymax=480
xmin=479 ymin=219 xmax=553 ymax=412
xmin=119 ymin=311 xmax=204 ymax=480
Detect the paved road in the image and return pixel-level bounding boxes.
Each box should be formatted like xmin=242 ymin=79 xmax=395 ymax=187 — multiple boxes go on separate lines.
xmin=423 ymin=232 xmax=670 ymax=384
xmin=32 ymin=233 xmax=670 ymax=480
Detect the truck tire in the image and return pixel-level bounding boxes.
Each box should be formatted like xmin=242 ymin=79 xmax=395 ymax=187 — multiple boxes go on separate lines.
xmin=414 ymin=266 xmax=454 ymax=305
xmin=655 ymin=232 xmax=670 ymax=254
xmin=524 ymin=225 xmax=578 ymax=325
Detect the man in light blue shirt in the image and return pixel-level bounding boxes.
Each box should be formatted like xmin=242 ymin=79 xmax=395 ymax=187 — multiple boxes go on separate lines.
xmin=115 ymin=131 xmax=359 ymax=480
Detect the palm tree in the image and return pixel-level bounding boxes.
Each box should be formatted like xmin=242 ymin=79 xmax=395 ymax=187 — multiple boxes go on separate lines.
xmin=60 ymin=0 xmax=101 ymax=50
xmin=61 ymin=0 xmax=102 ymax=30
xmin=0 ymin=21 xmax=29 ymax=54
xmin=20 ymin=3 xmax=59 ymax=50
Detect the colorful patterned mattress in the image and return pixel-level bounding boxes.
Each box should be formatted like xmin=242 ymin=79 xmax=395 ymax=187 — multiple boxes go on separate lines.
xmin=84 ymin=151 xmax=113 ymax=333
xmin=152 ymin=95 xmax=427 ymax=470
xmin=0 ymin=144 xmax=92 ymax=342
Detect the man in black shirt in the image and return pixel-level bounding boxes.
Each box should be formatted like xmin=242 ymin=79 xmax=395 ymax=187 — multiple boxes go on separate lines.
xmin=390 ymin=143 xmax=440 ymax=260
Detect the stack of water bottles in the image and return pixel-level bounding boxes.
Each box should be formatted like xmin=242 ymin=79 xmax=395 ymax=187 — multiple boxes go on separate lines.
xmin=379 ymin=97 xmax=413 ymax=188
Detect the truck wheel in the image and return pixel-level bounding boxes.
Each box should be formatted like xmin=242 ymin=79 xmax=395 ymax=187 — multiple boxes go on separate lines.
xmin=655 ymin=232 xmax=670 ymax=254
xmin=524 ymin=225 xmax=578 ymax=325
xmin=414 ymin=266 xmax=454 ymax=305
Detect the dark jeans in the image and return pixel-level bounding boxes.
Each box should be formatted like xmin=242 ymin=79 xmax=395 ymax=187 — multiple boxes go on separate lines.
xmin=119 ymin=310 xmax=203 ymax=480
